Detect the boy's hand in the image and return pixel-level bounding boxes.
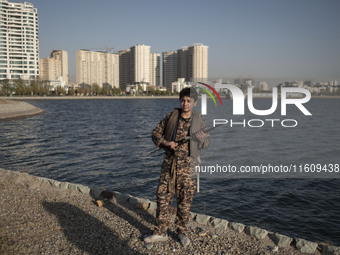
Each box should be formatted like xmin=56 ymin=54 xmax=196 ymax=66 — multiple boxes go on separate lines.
xmin=162 ymin=140 xmax=178 ymax=151
xmin=168 ymin=141 xmax=178 ymax=151
xmin=193 ymin=130 xmax=207 ymax=142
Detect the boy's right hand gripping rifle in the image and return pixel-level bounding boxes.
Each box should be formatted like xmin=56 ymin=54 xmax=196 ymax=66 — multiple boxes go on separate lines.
xmin=150 ymin=125 xmax=221 ymax=156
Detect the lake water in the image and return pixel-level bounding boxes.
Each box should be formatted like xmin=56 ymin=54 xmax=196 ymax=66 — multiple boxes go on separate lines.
xmin=0 ymin=98 xmax=339 ymax=245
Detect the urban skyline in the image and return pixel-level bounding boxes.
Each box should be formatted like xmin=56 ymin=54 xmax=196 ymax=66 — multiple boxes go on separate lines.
xmin=25 ymin=0 xmax=340 ymax=83
xmin=1 ymin=0 xmax=340 ymax=85
xmin=74 ymin=43 xmax=208 ymax=90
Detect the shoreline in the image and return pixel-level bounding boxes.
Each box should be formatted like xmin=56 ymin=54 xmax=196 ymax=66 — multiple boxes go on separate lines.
xmin=1 ymin=168 xmax=339 ymax=254
xmin=0 ymin=96 xmax=179 ymax=100
xmin=1 ymin=95 xmax=340 ymax=100
xmin=0 ymin=99 xmax=44 ymax=121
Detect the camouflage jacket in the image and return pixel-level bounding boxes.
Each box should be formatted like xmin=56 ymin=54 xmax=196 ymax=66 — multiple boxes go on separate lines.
xmin=152 ymin=110 xmax=210 ymax=173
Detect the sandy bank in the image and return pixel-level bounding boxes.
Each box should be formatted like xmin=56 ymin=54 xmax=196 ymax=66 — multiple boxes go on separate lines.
xmin=1 ymin=169 xmax=337 ymax=254
xmin=0 ymin=99 xmax=44 ymax=120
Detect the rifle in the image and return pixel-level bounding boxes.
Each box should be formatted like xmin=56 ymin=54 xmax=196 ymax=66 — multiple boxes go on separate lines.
xmin=149 ymin=124 xmax=222 ymax=156
xmin=150 ymin=124 xmax=223 ymax=192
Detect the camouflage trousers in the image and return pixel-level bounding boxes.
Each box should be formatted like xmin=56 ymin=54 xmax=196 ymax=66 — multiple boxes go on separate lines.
xmin=154 ymin=162 xmax=196 ymax=235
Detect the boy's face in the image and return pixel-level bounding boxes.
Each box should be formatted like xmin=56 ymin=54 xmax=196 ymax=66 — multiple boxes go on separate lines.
xmin=180 ymin=96 xmax=197 ymax=114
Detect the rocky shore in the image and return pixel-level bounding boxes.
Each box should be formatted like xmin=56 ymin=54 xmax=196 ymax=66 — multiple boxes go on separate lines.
xmin=0 ymin=99 xmax=44 ymax=120
xmin=1 ymin=169 xmax=339 ymax=255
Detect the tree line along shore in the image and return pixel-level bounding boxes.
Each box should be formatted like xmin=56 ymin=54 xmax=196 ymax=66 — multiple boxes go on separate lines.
xmin=1 ymin=79 xmax=340 ymax=98
xmin=0 ymin=79 xmax=175 ymax=97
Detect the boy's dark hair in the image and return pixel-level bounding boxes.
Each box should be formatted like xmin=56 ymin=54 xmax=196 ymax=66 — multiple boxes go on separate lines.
xmin=179 ymin=87 xmax=198 ymax=102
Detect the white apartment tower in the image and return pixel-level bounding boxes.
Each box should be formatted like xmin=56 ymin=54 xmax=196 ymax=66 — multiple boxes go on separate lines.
xmin=51 ymin=50 xmax=68 ymax=84
xmin=0 ymin=0 xmax=39 ymax=80
xmin=190 ymin=43 xmax=208 ymax=83
xmin=40 ymin=50 xmax=68 ymax=84
xmin=76 ymin=50 xmax=119 ymax=88
xmin=130 ymin=44 xmax=150 ymax=84
xmin=119 ymin=44 xmax=160 ymax=88
xmin=162 ymin=43 xmax=208 ymax=88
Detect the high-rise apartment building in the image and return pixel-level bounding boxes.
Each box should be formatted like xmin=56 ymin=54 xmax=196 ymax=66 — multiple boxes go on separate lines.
xmin=162 ymin=51 xmax=177 ymax=90
xmin=190 ymin=43 xmax=208 ymax=82
xmin=162 ymin=43 xmax=208 ymax=90
xmin=130 ymin=44 xmax=150 ymax=84
xmin=40 ymin=50 xmax=68 ymax=84
xmin=118 ymin=48 xmax=131 ymax=91
xmin=119 ymin=44 xmax=160 ymax=89
xmin=177 ymin=47 xmax=190 ymax=82
xmin=150 ymin=52 xmax=160 ymax=86
xmin=76 ymin=50 xmax=119 ymax=88
xmin=0 ymin=0 xmax=39 ymax=80
xmin=39 ymin=57 xmax=53 ymax=81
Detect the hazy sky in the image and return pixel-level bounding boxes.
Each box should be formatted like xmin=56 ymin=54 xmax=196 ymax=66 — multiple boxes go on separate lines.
xmin=24 ymin=0 xmax=340 ymax=83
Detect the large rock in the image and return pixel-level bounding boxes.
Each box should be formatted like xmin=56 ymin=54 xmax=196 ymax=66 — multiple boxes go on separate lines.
xmin=101 ymin=190 xmax=114 ymax=199
xmin=76 ymin=184 xmax=90 ymax=194
xmin=194 ymin=213 xmax=211 ymax=225
xmin=48 ymin=179 xmax=61 ymax=188
xmin=322 ymin=244 xmax=340 ymax=255
xmin=90 ymin=187 xmax=102 ymax=199
xmin=148 ymin=201 xmax=157 ymax=211
xmin=295 ymin=238 xmax=318 ymax=254
xmin=137 ymin=199 xmax=150 ymax=210
xmin=245 ymin=226 xmax=268 ymax=240
xmin=210 ymin=217 xmax=229 ymax=229
xmin=128 ymin=196 xmax=150 ymax=210
xmin=229 ymin=222 xmax=245 ymax=233
xmin=114 ymin=192 xmax=131 ymax=204
xmin=268 ymin=233 xmax=293 ymax=247
xmin=59 ymin=182 xmax=70 ymax=190
xmin=36 ymin=176 xmax=50 ymax=184
xmin=67 ymin=183 xmax=78 ymax=191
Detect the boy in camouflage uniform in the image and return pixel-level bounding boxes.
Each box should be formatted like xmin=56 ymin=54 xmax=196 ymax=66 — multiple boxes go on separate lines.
xmin=144 ymin=87 xmax=209 ymax=247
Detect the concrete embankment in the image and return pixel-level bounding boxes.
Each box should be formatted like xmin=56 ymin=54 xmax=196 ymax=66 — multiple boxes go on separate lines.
xmin=0 ymin=168 xmax=339 ymax=254
xmin=0 ymin=99 xmax=44 ymax=120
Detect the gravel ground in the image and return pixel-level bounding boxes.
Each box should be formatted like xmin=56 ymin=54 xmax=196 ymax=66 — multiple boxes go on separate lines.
xmin=0 ymin=169 xmax=321 ymax=255
xmin=0 ymin=99 xmax=44 ymax=120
